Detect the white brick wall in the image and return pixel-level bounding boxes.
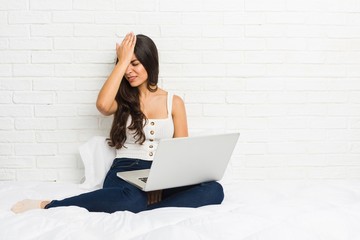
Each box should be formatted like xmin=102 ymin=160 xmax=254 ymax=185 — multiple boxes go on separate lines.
xmin=1 ymin=0 xmax=360 ymax=182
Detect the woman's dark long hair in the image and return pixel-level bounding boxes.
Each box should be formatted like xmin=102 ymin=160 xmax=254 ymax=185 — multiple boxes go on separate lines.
xmin=108 ymin=34 xmax=159 ymax=149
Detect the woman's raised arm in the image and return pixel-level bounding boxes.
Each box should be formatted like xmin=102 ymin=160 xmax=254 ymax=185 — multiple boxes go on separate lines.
xmin=96 ymin=33 xmax=136 ymax=116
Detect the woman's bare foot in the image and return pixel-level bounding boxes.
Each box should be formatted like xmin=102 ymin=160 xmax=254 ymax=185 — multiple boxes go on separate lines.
xmin=11 ymin=199 xmax=50 ymax=214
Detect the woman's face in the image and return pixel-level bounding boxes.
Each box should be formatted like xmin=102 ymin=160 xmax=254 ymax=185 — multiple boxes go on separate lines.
xmin=125 ymin=54 xmax=148 ymax=88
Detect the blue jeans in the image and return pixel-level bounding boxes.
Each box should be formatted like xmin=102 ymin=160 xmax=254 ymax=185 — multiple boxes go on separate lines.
xmin=45 ymin=158 xmax=224 ymax=213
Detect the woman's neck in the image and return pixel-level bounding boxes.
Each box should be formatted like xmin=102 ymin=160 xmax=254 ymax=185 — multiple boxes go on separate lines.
xmin=138 ymin=84 xmax=151 ymax=99
xmin=138 ymin=83 xmax=160 ymax=99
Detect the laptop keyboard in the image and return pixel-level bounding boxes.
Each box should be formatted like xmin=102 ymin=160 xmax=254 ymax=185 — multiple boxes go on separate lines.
xmin=139 ymin=177 xmax=148 ymax=183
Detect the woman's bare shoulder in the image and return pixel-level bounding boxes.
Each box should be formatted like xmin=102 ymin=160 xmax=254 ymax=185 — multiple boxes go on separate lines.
xmin=156 ymin=88 xmax=167 ymax=96
xmin=156 ymin=88 xmax=185 ymax=111
xmin=172 ymin=94 xmax=184 ymax=104
xmin=171 ymin=94 xmax=186 ymax=114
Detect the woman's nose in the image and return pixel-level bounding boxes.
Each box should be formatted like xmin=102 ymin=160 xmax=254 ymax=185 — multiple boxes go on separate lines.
xmin=126 ymin=65 xmax=132 ymax=74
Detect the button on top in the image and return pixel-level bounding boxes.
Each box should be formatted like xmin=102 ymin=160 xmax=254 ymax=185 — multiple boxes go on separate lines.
xmin=150 ymin=121 xmax=155 ymax=126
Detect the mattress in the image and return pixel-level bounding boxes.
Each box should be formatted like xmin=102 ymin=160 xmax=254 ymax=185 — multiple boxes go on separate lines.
xmin=1 ymin=180 xmax=360 ymax=240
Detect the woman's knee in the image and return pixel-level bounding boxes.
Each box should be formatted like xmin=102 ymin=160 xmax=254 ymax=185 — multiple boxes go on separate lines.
xmin=107 ymin=187 xmax=148 ymax=213
xmin=201 ymin=181 xmax=224 ymax=204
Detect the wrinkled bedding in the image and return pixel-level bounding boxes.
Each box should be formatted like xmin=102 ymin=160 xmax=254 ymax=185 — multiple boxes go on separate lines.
xmin=1 ymin=180 xmax=360 ymax=240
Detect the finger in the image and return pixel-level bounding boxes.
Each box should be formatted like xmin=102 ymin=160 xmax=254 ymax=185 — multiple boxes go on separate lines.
xmin=126 ymin=32 xmax=134 ymax=42
xmin=121 ymin=33 xmax=131 ymax=45
xmin=123 ymin=33 xmax=133 ymax=47
xmin=130 ymin=34 xmax=136 ymax=46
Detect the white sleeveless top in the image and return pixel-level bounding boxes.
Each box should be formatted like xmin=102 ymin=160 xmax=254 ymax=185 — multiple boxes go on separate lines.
xmin=115 ymin=93 xmax=175 ymax=161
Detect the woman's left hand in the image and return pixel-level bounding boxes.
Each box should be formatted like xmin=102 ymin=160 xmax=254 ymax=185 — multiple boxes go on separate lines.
xmin=147 ymin=190 xmax=163 ymax=205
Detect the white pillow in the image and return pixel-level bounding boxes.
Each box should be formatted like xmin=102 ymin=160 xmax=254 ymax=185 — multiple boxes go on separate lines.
xmin=79 ymin=136 xmax=115 ymax=189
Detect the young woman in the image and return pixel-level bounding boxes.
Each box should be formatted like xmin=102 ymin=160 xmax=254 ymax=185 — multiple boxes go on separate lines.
xmin=11 ymin=33 xmax=224 ymax=214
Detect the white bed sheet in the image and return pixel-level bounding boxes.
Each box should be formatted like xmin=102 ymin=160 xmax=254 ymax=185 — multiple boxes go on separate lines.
xmin=1 ymin=180 xmax=360 ymax=240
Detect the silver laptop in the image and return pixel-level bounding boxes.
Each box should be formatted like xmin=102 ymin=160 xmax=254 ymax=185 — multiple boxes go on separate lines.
xmin=117 ymin=132 xmax=239 ymax=192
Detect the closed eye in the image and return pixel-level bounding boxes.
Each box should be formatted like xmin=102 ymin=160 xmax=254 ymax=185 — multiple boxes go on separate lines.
xmin=131 ymin=60 xmax=140 ymax=66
